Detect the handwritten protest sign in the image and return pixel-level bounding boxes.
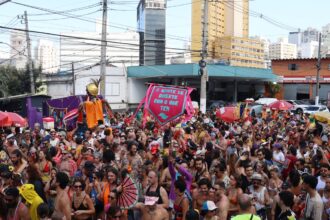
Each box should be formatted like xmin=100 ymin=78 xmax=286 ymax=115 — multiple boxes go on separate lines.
xmin=129 ymin=84 xmax=195 ymax=127
xmin=147 ymin=85 xmax=188 ymax=125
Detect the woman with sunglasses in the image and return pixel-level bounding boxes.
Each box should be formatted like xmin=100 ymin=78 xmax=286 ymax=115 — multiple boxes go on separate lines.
xmin=71 ymin=178 xmax=95 ymax=220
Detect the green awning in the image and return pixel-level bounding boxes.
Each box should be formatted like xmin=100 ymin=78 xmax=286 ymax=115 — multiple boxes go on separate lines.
xmin=127 ymin=63 xmax=278 ymax=81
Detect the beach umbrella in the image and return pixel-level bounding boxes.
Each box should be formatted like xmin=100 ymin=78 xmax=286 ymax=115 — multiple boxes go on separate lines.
xmin=268 ymin=100 xmax=293 ymax=111
xmin=0 ymin=111 xmax=26 ymax=127
xmin=216 ymin=107 xmax=240 ymax=123
xmin=0 ymin=111 xmax=10 ymax=127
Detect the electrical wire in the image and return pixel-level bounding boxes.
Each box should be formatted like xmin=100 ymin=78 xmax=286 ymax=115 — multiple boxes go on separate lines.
xmin=0 ymin=25 xmax=199 ymax=53
xmin=10 ymin=1 xmax=196 ymax=44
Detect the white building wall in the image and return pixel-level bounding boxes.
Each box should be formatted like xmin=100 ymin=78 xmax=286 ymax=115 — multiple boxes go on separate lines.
xmin=224 ymin=1 xmax=244 ymax=37
xmin=269 ymin=40 xmax=297 ymax=59
xmin=127 ymin=78 xmax=147 ymax=104
xmin=35 ymin=39 xmax=59 ymax=73
xmin=60 ymin=31 xmax=139 ymax=71
xmin=10 ymin=31 xmax=27 ymax=69
xmin=301 ymin=41 xmax=319 ymax=58
xmin=74 ymin=66 xmax=128 ymax=110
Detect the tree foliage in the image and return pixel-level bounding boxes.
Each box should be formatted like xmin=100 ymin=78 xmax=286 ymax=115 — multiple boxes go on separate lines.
xmin=0 ymin=64 xmax=42 ymax=97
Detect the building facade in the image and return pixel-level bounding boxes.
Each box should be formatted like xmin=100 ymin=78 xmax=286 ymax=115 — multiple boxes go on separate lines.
xmin=191 ymin=0 xmax=225 ymax=61
xmin=224 ymin=0 xmax=249 ymax=38
xmin=215 ymin=36 xmax=265 ymax=68
xmin=322 ymin=23 xmax=330 ymax=56
xmin=137 ymin=0 xmax=166 ymax=66
xmin=191 ymin=0 xmax=264 ymax=68
xmin=9 ymin=30 xmax=27 ymax=69
xmin=269 ymin=38 xmax=297 ymax=60
xmin=300 ymin=41 xmax=319 ymax=58
xmin=60 ymin=31 xmax=139 ymax=71
xmin=272 ymin=58 xmax=330 ymax=100
xmin=35 ymin=39 xmax=59 ymax=73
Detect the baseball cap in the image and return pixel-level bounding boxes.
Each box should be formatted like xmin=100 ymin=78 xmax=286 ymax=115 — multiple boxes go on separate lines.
xmin=201 ymin=201 xmax=217 ymax=211
xmin=144 ymin=196 xmax=158 ymax=206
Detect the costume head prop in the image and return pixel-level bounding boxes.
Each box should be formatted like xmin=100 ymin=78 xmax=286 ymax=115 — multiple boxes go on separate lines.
xmin=86 ymin=78 xmax=101 ymax=96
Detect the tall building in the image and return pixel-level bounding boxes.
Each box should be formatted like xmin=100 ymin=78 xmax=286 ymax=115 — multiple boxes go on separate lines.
xmin=215 ymin=36 xmax=264 ymax=68
xmin=137 ymin=0 xmax=166 ymax=66
xmin=191 ymin=0 xmax=225 ymax=61
xmin=301 ymin=27 xmax=319 ymax=43
xmin=322 ymin=23 xmax=330 ymax=56
xmin=10 ymin=30 xmax=28 ymax=69
xmin=269 ymin=38 xmax=297 ymax=60
xmin=191 ymin=0 xmax=263 ymax=68
xmin=300 ymin=41 xmax=319 ymax=58
xmin=289 ymin=28 xmax=320 ymax=58
xmin=35 ymin=39 xmax=59 ymax=73
xmin=224 ymin=0 xmax=249 ymax=38
xmin=60 ymin=31 xmax=139 ymax=71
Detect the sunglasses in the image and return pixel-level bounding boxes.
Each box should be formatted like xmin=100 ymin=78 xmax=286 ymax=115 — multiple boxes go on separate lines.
xmin=74 ymin=185 xmax=82 ymax=189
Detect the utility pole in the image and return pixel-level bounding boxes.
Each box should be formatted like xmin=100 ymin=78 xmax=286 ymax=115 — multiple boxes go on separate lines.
xmin=100 ymin=0 xmax=108 ymax=97
xmin=315 ymin=33 xmax=322 ymax=105
xmin=72 ymin=62 xmax=75 ymax=95
xmin=199 ymin=0 xmax=209 ymax=113
xmin=24 ymin=11 xmax=35 ymax=94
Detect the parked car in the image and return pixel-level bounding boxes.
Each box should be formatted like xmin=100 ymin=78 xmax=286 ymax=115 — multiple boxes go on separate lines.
xmin=286 ymin=100 xmax=310 ymax=114
xmin=255 ymin=98 xmax=278 ymax=105
xmin=303 ymin=105 xmax=329 ymax=114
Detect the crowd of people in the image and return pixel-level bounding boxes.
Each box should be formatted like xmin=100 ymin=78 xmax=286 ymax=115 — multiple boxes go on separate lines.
xmin=0 ymin=108 xmax=329 ymax=220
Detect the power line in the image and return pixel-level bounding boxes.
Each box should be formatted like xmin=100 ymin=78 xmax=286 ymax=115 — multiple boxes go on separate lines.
xmin=0 ymin=25 xmax=199 ymax=52
xmin=10 ymin=1 xmax=195 ymax=43
xmin=28 ymin=3 xmax=102 ymax=16
xmin=29 ymin=10 xmax=102 ymax=22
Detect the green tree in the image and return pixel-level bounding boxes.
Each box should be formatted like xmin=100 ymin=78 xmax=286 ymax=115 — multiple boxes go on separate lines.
xmin=0 ymin=64 xmax=42 ymax=97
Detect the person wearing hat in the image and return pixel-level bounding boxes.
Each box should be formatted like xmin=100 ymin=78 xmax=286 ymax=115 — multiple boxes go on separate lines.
xmin=247 ymin=173 xmax=269 ymax=219
xmin=134 ymin=191 xmax=169 ymax=220
xmin=201 ymin=200 xmax=219 ymax=220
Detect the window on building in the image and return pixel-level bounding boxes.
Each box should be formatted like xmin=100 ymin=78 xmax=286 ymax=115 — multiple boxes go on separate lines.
xmin=109 ymin=83 xmax=120 ymax=96
xmin=288 ymin=63 xmax=298 ymax=70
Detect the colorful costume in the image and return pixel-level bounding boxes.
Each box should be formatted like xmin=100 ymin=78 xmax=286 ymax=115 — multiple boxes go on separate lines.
xmin=77 ymin=78 xmax=113 ymax=130
xmin=19 ymin=184 xmax=44 ymax=220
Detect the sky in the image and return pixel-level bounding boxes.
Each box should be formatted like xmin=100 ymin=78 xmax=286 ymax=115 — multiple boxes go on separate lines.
xmin=0 ymin=0 xmax=330 ymax=57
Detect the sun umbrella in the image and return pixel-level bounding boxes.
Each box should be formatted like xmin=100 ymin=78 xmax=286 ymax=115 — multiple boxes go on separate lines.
xmin=268 ymin=100 xmax=293 ymax=111
xmin=216 ymin=107 xmax=240 ymax=123
xmin=314 ymin=112 xmax=330 ymax=125
xmin=6 ymin=112 xmax=27 ymax=127
xmin=116 ymin=175 xmax=138 ymax=209
xmin=0 ymin=111 xmax=10 ymax=127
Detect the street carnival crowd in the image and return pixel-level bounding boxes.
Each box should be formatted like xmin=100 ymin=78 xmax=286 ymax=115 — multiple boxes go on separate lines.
xmin=1 ymin=105 xmax=330 ymax=220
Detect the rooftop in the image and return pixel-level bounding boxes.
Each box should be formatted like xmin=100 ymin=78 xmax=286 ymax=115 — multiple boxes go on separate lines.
xmin=127 ymin=63 xmax=278 ymax=81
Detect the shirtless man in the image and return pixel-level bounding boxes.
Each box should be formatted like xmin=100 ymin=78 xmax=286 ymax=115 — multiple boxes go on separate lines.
xmin=213 ymin=181 xmax=229 ymax=220
xmin=53 ymin=172 xmax=71 ymax=220
xmin=192 ymin=178 xmax=212 ymax=211
xmin=134 ymin=192 xmax=169 ymax=220
xmin=4 ymin=187 xmax=30 ymax=220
